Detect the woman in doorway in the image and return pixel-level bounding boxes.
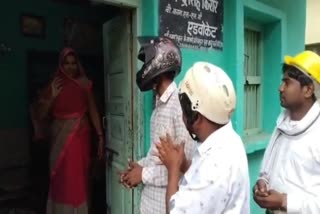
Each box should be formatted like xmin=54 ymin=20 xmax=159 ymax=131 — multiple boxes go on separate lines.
xmin=33 ymin=48 xmax=104 ymax=214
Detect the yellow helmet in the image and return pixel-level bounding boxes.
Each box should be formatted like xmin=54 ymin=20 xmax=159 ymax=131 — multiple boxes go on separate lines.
xmin=284 ymin=51 xmax=320 ymax=84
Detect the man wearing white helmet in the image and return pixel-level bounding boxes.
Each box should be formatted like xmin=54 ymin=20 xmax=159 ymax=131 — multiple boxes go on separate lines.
xmin=253 ymin=51 xmax=320 ymax=214
xmin=157 ymin=62 xmax=250 ymax=214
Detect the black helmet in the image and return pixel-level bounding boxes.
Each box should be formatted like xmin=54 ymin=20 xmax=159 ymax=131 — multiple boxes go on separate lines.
xmin=136 ymin=36 xmax=182 ymax=91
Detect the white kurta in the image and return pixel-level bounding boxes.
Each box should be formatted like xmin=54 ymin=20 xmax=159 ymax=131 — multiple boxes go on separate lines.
xmin=260 ymin=102 xmax=320 ymax=214
xmin=170 ymin=123 xmax=250 ymax=214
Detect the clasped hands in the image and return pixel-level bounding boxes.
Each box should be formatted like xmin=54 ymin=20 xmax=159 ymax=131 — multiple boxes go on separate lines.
xmin=253 ymin=179 xmax=287 ymax=211
xmin=119 ymin=133 xmax=186 ymax=189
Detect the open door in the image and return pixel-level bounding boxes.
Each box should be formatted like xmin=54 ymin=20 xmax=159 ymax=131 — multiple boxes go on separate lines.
xmin=103 ymin=12 xmax=134 ymax=214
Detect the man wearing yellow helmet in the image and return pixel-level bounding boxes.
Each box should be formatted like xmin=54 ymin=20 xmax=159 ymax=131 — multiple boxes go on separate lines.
xmin=253 ymin=51 xmax=320 ymax=213
xmin=156 ymin=62 xmax=250 ymax=213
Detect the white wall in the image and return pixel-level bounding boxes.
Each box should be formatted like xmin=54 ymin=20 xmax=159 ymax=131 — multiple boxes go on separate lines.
xmin=306 ymin=0 xmax=320 ymax=44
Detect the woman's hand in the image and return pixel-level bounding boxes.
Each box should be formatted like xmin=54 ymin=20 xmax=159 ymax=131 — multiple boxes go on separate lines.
xmin=51 ymin=77 xmax=63 ymax=98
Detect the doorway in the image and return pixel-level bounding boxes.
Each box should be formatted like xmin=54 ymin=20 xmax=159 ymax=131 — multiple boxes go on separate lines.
xmin=24 ymin=2 xmax=137 ymax=214
xmin=102 ymin=10 xmax=136 ymax=214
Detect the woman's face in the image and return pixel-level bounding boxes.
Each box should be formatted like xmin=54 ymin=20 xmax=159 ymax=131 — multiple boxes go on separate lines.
xmin=63 ymin=54 xmax=78 ymax=78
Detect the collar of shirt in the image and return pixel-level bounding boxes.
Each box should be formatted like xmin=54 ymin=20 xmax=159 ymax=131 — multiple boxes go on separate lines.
xmin=196 ymin=122 xmax=232 ymax=157
xmin=155 ymin=82 xmax=177 ymax=106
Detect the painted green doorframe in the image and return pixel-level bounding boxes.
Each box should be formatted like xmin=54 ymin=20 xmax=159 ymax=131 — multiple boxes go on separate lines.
xmin=97 ymin=1 xmax=145 ymax=214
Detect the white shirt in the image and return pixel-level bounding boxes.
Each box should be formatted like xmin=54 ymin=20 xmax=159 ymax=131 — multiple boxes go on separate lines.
xmin=260 ymin=102 xmax=320 ymax=214
xmin=137 ymin=82 xmax=195 ymax=214
xmin=170 ymin=123 xmax=250 ymax=214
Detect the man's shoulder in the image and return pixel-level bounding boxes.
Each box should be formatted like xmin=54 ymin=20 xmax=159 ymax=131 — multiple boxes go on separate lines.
xmin=166 ymin=90 xmax=182 ymax=109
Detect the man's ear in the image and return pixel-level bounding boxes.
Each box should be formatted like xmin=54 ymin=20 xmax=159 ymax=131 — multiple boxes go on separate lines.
xmin=192 ymin=112 xmax=201 ymax=127
xmin=303 ymin=84 xmax=315 ymax=98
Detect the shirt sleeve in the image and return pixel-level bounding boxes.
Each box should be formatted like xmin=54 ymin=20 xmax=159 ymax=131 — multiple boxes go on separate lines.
xmin=141 ymin=164 xmax=168 ymax=186
xmin=286 ymin=140 xmax=320 ymax=213
xmin=140 ymin=141 xmax=169 ymax=186
xmin=136 ymin=150 xmax=169 ymax=186
xmin=287 ymin=150 xmax=320 ymax=214
xmin=137 ymin=157 xmax=147 ymax=167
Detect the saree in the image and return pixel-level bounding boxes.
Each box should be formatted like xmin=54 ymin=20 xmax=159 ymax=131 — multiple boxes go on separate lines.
xmin=39 ymin=48 xmax=92 ymax=214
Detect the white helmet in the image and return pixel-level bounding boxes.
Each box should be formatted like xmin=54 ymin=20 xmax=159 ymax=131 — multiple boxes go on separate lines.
xmin=179 ymin=62 xmax=236 ymax=125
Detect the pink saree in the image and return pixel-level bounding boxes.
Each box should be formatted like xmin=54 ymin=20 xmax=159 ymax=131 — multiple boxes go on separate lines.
xmin=43 ymin=48 xmax=92 ymax=214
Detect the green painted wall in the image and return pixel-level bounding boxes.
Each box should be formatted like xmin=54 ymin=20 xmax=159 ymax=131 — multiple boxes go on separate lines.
xmin=140 ymin=0 xmax=306 ymax=213
xmin=247 ymin=150 xmax=265 ymax=213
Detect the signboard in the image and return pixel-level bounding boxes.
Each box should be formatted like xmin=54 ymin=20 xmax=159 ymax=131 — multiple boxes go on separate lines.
xmin=159 ymin=0 xmax=224 ymax=50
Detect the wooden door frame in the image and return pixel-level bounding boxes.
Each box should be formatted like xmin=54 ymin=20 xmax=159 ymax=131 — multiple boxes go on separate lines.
xmin=98 ymin=1 xmax=144 ymax=213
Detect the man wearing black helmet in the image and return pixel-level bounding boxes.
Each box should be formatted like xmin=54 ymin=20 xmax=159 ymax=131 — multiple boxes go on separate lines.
xmin=119 ymin=37 xmax=195 ymax=214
